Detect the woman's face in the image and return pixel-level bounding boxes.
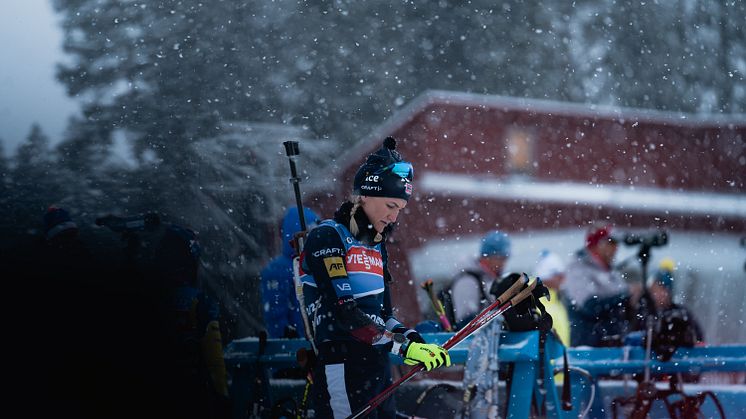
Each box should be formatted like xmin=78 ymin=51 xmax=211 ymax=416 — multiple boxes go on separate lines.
xmin=360 ymin=196 xmax=408 ymax=233
xmin=594 ymin=239 xmax=618 ymax=266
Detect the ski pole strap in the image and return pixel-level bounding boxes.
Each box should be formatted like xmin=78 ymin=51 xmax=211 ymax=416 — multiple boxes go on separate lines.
xmin=562 ymin=347 xmax=573 ymax=411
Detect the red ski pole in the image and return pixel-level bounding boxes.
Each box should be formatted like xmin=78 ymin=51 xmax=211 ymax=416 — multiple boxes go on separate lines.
xmin=446 ymin=274 xmax=530 ymax=344
xmin=347 ymin=275 xmax=539 ymax=419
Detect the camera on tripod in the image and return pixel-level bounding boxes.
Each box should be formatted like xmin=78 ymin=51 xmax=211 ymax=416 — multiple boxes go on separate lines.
xmin=622 ymin=230 xmax=668 ymax=247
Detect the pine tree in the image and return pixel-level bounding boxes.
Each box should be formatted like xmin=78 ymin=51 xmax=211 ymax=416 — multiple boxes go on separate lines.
xmin=48 ymin=0 xmax=746 ymax=339
xmin=15 ymin=124 xmax=51 ymax=174
xmin=0 ymin=140 xmax=8 ymax=208
xmin=9 ymin=124 xmax=61 ymax=231
xmin=563 ymin=0 xmax=746 ymax=112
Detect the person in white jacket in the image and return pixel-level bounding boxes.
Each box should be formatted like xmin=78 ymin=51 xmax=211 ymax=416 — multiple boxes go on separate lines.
xmin=560 ymin=223 xmax=636 ymax=346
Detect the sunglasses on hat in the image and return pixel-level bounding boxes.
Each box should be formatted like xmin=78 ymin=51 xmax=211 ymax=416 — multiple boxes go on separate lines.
xmin=375 ymin=161 xmax=413 ymax=180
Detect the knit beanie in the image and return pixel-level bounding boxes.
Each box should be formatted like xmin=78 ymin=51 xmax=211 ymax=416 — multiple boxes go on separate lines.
xmin=480 ymin=230 xmax=511 ymax=258
xmin=352 ymin=137 xmax=413 ymax=201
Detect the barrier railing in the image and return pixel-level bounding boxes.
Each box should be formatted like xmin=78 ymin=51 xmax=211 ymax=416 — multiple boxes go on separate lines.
xmin=225 ymin=332 xmax=746 ymax=418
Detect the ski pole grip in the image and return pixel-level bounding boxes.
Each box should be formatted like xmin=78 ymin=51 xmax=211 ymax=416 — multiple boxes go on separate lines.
xmin=510 ymin=279 xmax=538 ymax=306
xmin=283 ymin=140 xmax=307 ymax=232
xmin=284 ymin=140 xmax=300 ymax=157
xmin=495 ymin=273 xmax=529 ymax=305
xmin=420 ymin=279 xmax=433 ymax=292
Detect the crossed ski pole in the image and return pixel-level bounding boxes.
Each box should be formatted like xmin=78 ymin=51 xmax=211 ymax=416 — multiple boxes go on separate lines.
xmin=347 ymin=274 xmax=544 ymax=419
xmin=420 ymin=279 xmax=453 ymax=332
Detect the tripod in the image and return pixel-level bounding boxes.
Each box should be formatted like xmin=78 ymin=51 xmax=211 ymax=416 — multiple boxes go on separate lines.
xmin=612 ymin=232 xmax=726 ymax=418
xmin=611 ymin=374 xmax=726 ymax=419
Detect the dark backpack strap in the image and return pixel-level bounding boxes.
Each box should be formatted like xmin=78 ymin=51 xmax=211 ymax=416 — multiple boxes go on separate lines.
xmin=537 ymin=326 xmax=549 ymax=416
xmin=462 ymin=269 xmax=489 ymax=303
xmin=440 ymin=269 xmax=489 ymax=328
xmin=533 ymin=295 xmax=554 ymax=416
xmin=533 ymin=296 xmax=554 ymax=333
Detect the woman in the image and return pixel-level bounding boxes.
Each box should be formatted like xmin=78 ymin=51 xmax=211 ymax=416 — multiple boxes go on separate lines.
xmin=301 ymin=137 xmax=450 ymax=418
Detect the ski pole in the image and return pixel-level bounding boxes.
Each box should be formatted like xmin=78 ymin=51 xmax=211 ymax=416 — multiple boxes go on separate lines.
xmin=347 ymin=276 xmax=539 ymax=419
xmin=444 ymin=273 xmax=530 ymax=345
xmin=453 ymin=276 xmax=539 ymax=342
xmin=296 ymin=348 xmax=315 ymax=419
xmin=420 ymin=279 xmax=453 ymax=332
xmin=252 ymin=331 xmax=269 ymax=416
xmin=348 ymin=278 xmax=536 ymax=419
xmin=283 ymin=141 xmax=317 ymax=356
xmin=283 ymin=141 xmax=307 ymax=233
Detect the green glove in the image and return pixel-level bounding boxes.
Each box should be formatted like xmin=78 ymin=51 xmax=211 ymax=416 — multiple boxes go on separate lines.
xmin=403 ymin=342 xmax=451 ymax=371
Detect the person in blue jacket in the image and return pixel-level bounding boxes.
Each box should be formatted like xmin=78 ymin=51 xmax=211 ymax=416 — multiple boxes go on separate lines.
xmin=260 ymin=206 xmax=319 ymax=339
xmin=301 ymin=137 xmax=450 ymax=418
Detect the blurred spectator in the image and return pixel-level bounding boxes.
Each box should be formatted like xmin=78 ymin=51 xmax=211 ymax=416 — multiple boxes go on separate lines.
xmin=648 ymin=258 xmax=704 ymax=360
xmin=44 ymin=206 xmax=79 ymax=241
xmin=648 ymin=258 xmax=677 ymax=313
xmin=534 ymin=250 xmax=570 ymax=346
xmin=561 ymin=223 xmax=638 ymax=346
xmin=152 ymin=224 xmax=230 ymax=419
xmin=38 ymin=206 xmax=92 ymax=274
xmin=260 ymin=206 xmax=319 ymax=339
xmin=445 ymin=230 xmax=511 ymax=330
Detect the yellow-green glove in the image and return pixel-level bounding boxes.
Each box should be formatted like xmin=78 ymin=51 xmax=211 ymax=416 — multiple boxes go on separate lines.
xmin=403 ymin=342 xmax=451 ymax=371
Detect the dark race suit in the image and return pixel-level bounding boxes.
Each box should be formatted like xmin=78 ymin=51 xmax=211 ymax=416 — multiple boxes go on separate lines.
xmin=300 ymin=203 xmax=412 ymax=419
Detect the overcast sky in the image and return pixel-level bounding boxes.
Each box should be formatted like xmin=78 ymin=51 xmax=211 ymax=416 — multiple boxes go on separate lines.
xmin=0 ymin=0 xmax=78 ymax=155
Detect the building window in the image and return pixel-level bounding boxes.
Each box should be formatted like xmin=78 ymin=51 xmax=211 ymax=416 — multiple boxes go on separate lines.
xmin=507 ymin=127 xmax=534 ymax=174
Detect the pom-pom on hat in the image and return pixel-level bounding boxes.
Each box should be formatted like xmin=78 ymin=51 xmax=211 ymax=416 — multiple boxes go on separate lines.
xmin=352 ymin=137 xmax=414 ymax=201
xmin=43 ymin=206 xmax=78 ymax=240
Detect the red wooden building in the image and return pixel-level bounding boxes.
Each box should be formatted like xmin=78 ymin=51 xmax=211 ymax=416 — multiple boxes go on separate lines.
xmin=304 ymin=90 xmax=746 ymax=338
